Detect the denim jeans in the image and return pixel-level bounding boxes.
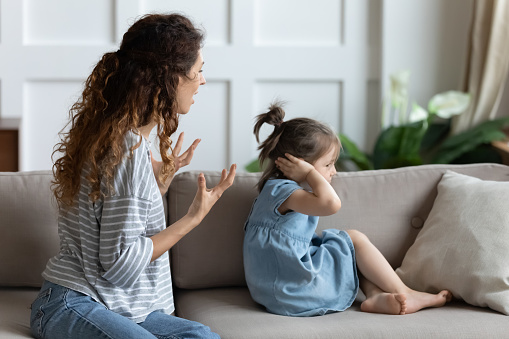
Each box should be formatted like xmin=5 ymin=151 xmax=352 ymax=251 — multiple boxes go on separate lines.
xmin=30 ymin=281 xmax=220 ymax=339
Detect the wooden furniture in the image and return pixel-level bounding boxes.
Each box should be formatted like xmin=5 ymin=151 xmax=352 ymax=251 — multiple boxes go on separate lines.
xmin=492 ymin=139 xmax=509 ymax=166
xmin=0 ymin=119 xmax=20 ymax=172
xmin=491 ymin=128 xmax=509 ymax=166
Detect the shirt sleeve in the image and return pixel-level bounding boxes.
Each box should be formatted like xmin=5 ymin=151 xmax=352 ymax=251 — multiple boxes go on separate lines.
xmin=99 ymin=195 xmax=153 ymax=288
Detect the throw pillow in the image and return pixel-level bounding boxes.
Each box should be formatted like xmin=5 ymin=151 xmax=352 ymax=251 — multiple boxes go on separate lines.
xmin=396 ymin=170 xmax=509 ymax=315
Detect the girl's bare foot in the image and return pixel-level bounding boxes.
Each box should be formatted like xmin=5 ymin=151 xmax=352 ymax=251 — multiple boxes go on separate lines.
xmin=361 ymin=293 xmax=407 ymax=315
xmin=405 ymin=290 xmax=452 ymax=314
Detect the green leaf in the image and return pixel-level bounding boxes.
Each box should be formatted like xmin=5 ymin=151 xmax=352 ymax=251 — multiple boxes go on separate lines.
xmin=449 ymin=144 xmax=502 ymax=164
xmin=420 ymin=121 xmax=450 ymax=152
xmin=245 ymin=158 xmax=262 ymax=172
xmin=432 ymin=117 xmax=509 ymax=164
xmin=338 ymin=133 xmax=373 ymax=170
xmin=372 ymin=121 xmax=427 ymax=169
xmin=433 ymin=129 xmax=505 ymax=164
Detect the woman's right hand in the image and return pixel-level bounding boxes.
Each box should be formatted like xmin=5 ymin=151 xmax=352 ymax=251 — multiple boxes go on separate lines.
xmin=151 ymin=132 xmax=201 ymax=195
xmin=187 ymin=164 xmax=237 ymax=222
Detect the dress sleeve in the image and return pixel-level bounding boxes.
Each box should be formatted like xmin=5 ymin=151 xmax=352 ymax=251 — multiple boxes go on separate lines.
xmin=99 ymin=195 xmax=153 ymax=288
xmin=267 ymin=180 xmax=302 ymax=216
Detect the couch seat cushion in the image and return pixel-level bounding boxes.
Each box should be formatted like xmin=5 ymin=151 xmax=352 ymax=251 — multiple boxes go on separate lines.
xmin=0 ymin=288 xmax=39 ymax=338
xmin=175 ymin=287 xmax=509 ymax=339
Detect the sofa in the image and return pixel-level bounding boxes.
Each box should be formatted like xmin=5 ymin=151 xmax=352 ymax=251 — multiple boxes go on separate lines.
xmin=1 ymin=163 xmax=509 ymax=338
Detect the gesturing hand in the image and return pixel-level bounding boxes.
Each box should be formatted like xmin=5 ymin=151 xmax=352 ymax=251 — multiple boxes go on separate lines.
xmin=151 ymin=132 xmax=201 ymax=195
xmin=275 ymin=153 xmax=314 ymax=184
xmin=187 ymin=164 xmax=237 ymax=222
xmin=169 ymin=132 xmax=201 ymax=174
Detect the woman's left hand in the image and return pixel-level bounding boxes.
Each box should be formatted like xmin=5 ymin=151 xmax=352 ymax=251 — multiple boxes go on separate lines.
xmin=151 ymin=132 xmax=201 ymax=195
xmin=187 ymin=164 xmax=237 ymax=222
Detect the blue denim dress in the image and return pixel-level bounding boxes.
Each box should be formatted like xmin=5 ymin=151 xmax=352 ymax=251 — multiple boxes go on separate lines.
xmin=243 ymin=179 xmax=359 ymax=316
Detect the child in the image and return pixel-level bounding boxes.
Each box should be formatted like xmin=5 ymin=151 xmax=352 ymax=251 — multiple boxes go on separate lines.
xmin=243 ymin=102 xmax=451 ymax=317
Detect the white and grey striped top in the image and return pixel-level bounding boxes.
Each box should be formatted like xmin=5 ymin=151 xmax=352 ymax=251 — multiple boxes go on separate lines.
xmin=43 ymin=131 xmax=173 ymax=323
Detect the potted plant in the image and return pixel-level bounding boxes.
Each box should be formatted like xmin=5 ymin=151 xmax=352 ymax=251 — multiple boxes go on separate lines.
xmin=337 ymin=71 xmax=509 ymax=171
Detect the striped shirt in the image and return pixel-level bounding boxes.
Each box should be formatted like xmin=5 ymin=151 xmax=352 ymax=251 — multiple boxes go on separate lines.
xmin=43 ymin=131 xmax=173 ymax=323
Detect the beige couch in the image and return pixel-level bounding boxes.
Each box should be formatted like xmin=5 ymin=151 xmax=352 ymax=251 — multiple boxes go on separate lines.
xmin=1 ymin=164 xmax=509 ymax=338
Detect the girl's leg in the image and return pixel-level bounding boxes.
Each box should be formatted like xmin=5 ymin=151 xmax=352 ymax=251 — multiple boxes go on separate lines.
xmin=139 ymin=311 xmax=220 ymax=339
xmin=31 ymin=281 xmax=156 ymax=339
xmin=347 ymin=230 xmax=452 ymax=315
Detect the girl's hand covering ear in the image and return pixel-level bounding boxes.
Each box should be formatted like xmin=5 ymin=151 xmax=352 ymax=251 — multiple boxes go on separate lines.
xmin=275 ymin=153 xmax=314 ymax=184
xmin=187 ymin=164 xmax=237 ymax=222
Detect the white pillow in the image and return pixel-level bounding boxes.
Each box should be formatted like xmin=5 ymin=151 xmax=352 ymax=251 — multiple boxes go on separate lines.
xmin=396 ymin=170 xmax=509 ymax=315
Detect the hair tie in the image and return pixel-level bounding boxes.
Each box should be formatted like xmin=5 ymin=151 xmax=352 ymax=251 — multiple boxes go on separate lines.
xmin=275 ymin=121 xmax=284 ymax=128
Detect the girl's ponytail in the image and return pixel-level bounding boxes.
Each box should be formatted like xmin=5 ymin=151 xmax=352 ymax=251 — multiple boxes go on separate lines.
xmin=254 ymin=101 xmax=285 ymax=143
xmin=253 ymin=101 xmax=287 ymax=191
xmin=254 ymin=102 xmax=286 ymax=163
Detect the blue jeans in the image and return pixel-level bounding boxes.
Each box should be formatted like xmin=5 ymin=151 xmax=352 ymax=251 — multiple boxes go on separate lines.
xmin=30 ymin=281 xmax=220 ymax=339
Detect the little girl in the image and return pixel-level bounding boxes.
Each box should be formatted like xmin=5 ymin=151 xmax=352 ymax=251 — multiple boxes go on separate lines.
xmin=243 ymin=102 xmax=452 ymax=317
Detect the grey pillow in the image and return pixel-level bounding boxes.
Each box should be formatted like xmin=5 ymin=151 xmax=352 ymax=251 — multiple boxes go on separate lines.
xmin=396 ymin=171 xmax=509 ymax=315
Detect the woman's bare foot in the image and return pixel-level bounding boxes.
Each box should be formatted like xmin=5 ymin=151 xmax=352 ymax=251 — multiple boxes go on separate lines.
xmin=361 ymin=293 xmax=407 ymax=315
xmin=405 ymin=290 xmax=452 ymax=314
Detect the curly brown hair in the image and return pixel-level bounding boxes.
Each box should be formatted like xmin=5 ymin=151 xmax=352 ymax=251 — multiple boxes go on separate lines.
xmin=52 ymin=13 xmax=204 ymax=208
xmin=254 ymin=101 xmax=341 ymax=192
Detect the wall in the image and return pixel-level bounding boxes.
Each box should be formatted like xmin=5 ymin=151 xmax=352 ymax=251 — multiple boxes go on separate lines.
xmin=0 ymin=0 xmax=475 ymax=172
xmin=381 ymin=0 xmax=474 ymax=125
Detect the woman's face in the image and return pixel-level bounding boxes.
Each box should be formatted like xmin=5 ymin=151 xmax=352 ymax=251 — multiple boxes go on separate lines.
xmin=176 ymin=50 xmax=206 ymax=114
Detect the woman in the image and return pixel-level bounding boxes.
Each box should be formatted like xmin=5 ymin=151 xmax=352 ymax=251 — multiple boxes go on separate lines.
xmin=30 ymin=13 xmax=235 ymax=339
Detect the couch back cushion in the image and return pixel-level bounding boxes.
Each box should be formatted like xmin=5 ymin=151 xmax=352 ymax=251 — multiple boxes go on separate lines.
xmin=169 ymin=164 xmax=509 ymax=289
xmin=168 ymin=171 xmax=260 ymax=289
xmin=0 ymin=171 xmax=59 ymax=287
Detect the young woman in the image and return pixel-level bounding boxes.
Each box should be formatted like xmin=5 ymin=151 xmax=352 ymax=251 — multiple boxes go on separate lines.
xmin=243 ymin=102 xmax=451 ymax=317
xmin=30 ymin=13 xmax=235 ymax=339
